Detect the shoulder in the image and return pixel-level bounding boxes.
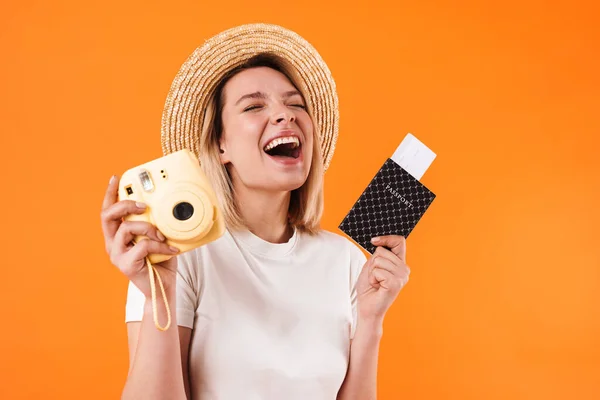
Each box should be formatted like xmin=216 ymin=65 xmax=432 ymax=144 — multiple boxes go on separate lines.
xmin=174 ymin=229 xmax=239 ymax=274
xmin=177 ymin=228 xmax=232 ymax=264
xmin=308 ymin=229 xmax=367 ymax=287
xmin=308 ymin=228 xmax=367 ymax=264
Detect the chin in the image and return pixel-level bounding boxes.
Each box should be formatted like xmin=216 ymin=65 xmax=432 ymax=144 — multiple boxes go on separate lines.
xmin=266 ymin=173 xmax=308 ymax=192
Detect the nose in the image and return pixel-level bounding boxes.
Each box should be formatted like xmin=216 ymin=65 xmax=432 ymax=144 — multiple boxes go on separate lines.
xmin=270 ymin=105 xmax=296 ymax=125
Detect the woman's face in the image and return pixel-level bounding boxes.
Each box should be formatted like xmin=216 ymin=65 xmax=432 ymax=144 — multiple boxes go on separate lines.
xmin=219 ymin=66 xmax=314 ymax=193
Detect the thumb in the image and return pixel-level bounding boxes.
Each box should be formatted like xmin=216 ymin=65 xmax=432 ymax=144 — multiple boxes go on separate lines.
xmin=371 ymin=235 xmax=406 ymax=263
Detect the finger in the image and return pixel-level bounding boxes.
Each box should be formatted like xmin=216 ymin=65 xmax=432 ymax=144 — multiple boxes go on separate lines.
xmin=370 ymin=255 xmax=400 ymax=276
xmin=376 ymin=257 xmax=410 ymax=279
xmin=358 ymin=256 xmax=374 ymax=287
xmin=368 ymin=261 xmax=380 ymax=289
xmin=123 ymin=238 xmax=180 ymax=268
xmin=101 ymin=199 xmax=148 ymax=243
xmin=113 ymin=221 xmax=167 ymax=253
xmin=102 ymin=175 xmax=120 ymax=211
xmin=371 ymin=268 xmax=393 ymax=288
xmin=372 ymin=247 xmax=410 ymax=279
xmin=371 ymin=235 xmax=406 ymax=262
xmin=372 ymin=268 xmax=406 ymax=291
xmin=358 ymin=255 xmax=370 ymax=277
xmin=102 ymin=200 xmax=148 ymax=222
xmin=372 ymin=246 xmax=399 ymax=265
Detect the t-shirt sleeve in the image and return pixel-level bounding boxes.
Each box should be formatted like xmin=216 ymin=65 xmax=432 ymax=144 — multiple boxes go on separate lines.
xmin=125 ymin=279 xmax=146 ymax=323
xmin=348 ymin=241 xmax=368 ymax=339
xmin=124 ymin=249 xmax=202 ymax=330
xmin=174 ymin=250 xmax=201 ymax=329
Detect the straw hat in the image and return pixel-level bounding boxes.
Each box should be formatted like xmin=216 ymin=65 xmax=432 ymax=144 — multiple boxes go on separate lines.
xmin=160 ymin=23 xmax=339 ymax=171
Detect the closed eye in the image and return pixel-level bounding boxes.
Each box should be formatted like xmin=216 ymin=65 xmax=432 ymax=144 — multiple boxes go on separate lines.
xmin=243 ymin=105 xmax=263 ymax=112
xmin=244 ymin=104 xmax=305 ymax=112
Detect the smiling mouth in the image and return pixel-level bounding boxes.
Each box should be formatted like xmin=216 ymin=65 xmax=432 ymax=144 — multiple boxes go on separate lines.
xmin=263 ymin=137 xmax=302 ymax=159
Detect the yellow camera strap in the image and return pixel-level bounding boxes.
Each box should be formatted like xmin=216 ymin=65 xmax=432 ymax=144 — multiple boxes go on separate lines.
xmin=145 ymin=257 xmax=172 ymax=331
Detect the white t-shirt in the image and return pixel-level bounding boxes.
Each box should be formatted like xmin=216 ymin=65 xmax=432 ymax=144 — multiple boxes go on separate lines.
xmin=125 ymin=227 xmax=367 ymax=400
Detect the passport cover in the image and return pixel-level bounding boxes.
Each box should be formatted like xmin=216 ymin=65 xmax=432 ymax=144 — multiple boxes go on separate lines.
xmin=339 ymin=158 xmax=436 ymax=254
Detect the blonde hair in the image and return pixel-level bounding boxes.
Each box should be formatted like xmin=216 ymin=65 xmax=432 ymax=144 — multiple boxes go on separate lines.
xmin=197 ymin=53 xmax=325 ymax=235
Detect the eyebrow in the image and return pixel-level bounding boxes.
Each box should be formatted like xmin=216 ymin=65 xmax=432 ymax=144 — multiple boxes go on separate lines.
xmin=234 ymin=90 xmax=303 ymax=106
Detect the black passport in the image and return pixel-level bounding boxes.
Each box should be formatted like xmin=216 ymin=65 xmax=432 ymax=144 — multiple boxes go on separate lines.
xmin=339 ymin=158 xmax=436 ymax=254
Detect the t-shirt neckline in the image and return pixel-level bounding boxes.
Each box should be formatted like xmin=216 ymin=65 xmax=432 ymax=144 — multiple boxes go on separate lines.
xmin=228 ymin=226 xmax=298 ymax=257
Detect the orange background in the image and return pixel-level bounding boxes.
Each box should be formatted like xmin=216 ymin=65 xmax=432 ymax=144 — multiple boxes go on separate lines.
xmin=1 ymin=0 xmax=599 ymax=399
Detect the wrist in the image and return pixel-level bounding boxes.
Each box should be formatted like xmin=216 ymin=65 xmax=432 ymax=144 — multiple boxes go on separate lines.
xmin=355 ymin=315 xmax=384 ymax=340
xmin=138 ymin=266 xmax=177 ymax=302
xmin=143 ymin=285 xmax=177 ymax=315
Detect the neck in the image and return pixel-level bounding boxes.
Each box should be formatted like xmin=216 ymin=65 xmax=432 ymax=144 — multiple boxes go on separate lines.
xmin=232 ymin=183 xmax=293 ymax=244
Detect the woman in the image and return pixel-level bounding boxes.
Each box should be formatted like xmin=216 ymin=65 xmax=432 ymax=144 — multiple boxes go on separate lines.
xmin=100 ymin=24 xmax=411 ymax=400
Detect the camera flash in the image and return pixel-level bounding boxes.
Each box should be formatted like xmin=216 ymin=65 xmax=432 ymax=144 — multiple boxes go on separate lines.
xmin=139 ymin=170 xmax=155 ymax=192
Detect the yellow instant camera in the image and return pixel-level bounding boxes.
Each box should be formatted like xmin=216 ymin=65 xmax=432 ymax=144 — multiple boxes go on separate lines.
xmin=118 ymin=149 xmax=225 ymax=264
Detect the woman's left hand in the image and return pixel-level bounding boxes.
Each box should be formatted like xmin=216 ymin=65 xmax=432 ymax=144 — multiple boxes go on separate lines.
xmin=355 ymin=235 xmax=411 ymax=323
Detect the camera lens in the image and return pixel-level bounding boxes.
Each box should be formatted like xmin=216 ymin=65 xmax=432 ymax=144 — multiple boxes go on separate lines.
xmin=173 ymin=202 xmax=194 ymax=221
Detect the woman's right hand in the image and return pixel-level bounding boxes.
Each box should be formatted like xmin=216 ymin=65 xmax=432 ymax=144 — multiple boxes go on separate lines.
xmin=101 ymin=175 xmax=180 ymax=299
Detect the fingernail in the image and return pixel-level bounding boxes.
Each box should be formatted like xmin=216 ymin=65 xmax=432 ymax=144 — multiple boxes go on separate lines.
xmin=169 ymin=246 xmax=179 ymax=253
xmin=109 ymin=175 xmax=115 ymax=185
xmin=371 ymin=237 xmax=380 ymax=243
xmin=157 ymin=231 xmax=166 ymax=241
xmin=136 ymin=202 xmax=147 ymax=209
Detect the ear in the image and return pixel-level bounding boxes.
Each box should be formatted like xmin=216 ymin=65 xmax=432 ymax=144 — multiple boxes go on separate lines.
xmin=218 ymin=139 xmax=230 ymax=164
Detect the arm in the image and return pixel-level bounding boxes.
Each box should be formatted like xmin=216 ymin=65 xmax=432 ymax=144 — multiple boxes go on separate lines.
xmin=336 ymin=318 xmax=383 ymax=400
xmin=122 ymin=292 xmax=191 ymax=400
xmin=100 ymin=176 xmax=194 ymax=399
xmin=338 ymin=235 xmax=411 ymax=400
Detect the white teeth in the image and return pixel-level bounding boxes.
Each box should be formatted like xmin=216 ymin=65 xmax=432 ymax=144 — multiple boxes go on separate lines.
xmin=264 ymin=136 xmax=300 ymax=151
